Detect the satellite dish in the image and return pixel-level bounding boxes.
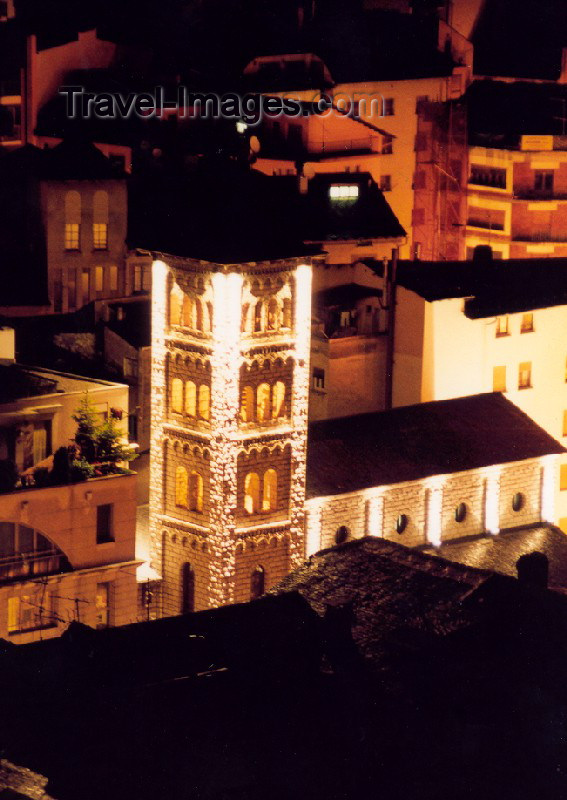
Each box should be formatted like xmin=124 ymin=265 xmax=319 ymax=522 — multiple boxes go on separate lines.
xmin=249 ymin=135 xmax=261 ymax=154
xmin=303 ymin=164 xmax=315 ymax=178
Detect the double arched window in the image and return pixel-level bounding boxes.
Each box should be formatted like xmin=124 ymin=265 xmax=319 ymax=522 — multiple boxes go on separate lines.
xmin=169 ymin=289 xmax=213 ymax=333
xmin=240 ymin=381 xmax=286 ymax=423
xmin=246 ymin=297 xmax=292 ymax=334
xmin=175 ymin=466 xmax=203 ymax=513
xmin=244 ymin=469 xmax=277 ymax=514
xmin=171 ymin=379 xmax=210 ymax=421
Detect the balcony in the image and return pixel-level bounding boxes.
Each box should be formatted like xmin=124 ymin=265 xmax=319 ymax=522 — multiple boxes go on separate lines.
xmin=513 ymin=189 xmax=567 ymax=201
xmin=0 ymin=548 xmax=68 ymax=582
xmin=512 ymin=231 xmax=567 ymax=243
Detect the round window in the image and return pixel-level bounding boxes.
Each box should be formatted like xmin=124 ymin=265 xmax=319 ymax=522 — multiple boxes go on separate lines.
xmin=335 ymin=525 xmax=350 ymax=545
xmin=395 ymin=514 xmax=408 ymax=534
xmin=454 ymin=503 xmax=467 ymax=523
xmin=512 ymin=492 xmax=525 ymax=512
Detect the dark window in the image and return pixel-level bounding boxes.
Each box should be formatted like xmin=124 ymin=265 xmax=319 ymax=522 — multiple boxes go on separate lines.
xmin=382 ymin=97 xmax=394 ymax=116
xmin=250 ymin=566 xmax=265 ymax=600
xmin=96 ymin=504 xmax=114 ymax=544
xmin=469 ymin=166 xmax=506 ymax=189
xmin=534 ymin=170 xmax=554 ymax=194
xmin=0 ymin=522 xmax=15 ymax=557
xmin=181 ymin=562 xmax=195 ymax=613
xmin=395 ymin=514 xmax=408 ymax=534
xmin=454 ymin=503 xmax=467 ymax=523
xmin=382 ymin=135 xmax=393 ymax=155
xmin=512 ymin=492 xmax=525 ymax=512
xmin=379 ymin=175 xmax=392 ymax=192
xmin=335 ymin=525 xmax=349 ymax=544
xmin=312 ymin=367 xmax=325 ymax=390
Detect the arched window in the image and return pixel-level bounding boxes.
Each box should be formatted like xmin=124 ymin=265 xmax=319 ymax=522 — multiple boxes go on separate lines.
xmin=92 ymin=190 xmax=108 ymax=250
xmin=182 ymin=295 xmax=193 ymax=327
xmin=198 ymin=385 xmax=210 ymax=420
xmin=272 ymin=381 xmax=285 ymax=418
xmin=254 ymin=300 xmax=263 ymax=332
xmin=189 ymin=471 xmax=203 ymax=512
xmin=171 ymin=378 xmax=183 ymax=413
xmin=257 ymin=383 xmax=271 ymax=422
xmin=175 ymin=466 xmax=188 ymax=507
xmin=241 ymin=386 xmax=255 ymax=422
xmin=181 ymin=562 xmax=195 ymax=613
xmin=241 ymin=303 xmax=250 ymax=333
xmin=185 ymin=381 xmax=197 ymax=416
xmin=454 ymin=503 xmax=467 ymax=523
xmin=282 ymin=297 xmax=292 ymax=328
xmin=65 ymin=190 xmax=81 ymax=222
xmin=244 ymin=472 xmax=260 ymax=514
xmin=267 ymin=298 xmax=279 ymax=330
xmin=206 ymin=302 xmax=213 ymax=332
xmin=263 ymin=468 xmax=277 ymax=511
xmin=250 ymin=565 xmax=265 ymax=600
xmin=195 ymin=298 xmax=203 ymax=331
xmin=170 ymin=288 xmax=181 ymax=326
xmin=335 ymin=525 xmax=350 ymax=544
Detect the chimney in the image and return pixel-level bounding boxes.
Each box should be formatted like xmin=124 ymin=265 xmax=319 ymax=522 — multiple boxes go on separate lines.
xmin=516 ymin=551 xmax=549 ymax=589
xmin=472 ymin=244 xmax=493 ymax=266
xmin=0 ymin=327 xmax=15 ymax=365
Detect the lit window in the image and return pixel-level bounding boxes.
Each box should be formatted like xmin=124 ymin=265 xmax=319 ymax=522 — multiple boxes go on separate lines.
xmin=182 ymin=295 xmax=193 ymax=327
xmin=520 ymin=313 xmax=534 ymax=333
xmin=95 ymin=266 xmax=104 ymax=293
xmin=493 ymin=366 xmax=507 ymax=393
xmin=335 ymin=525 xmax=349 ymax=544
xmin=282 ymin=298 xmax=292 ymax=328
xmin=379 ymin=175 xmax=392 ymax=192
xmin=257 ymin=383 xmax=271 ymax=422
xmin=241 ymin=385 xmax=255 ymax=422
xmin=93 ymin=223 xmax=108 ymax=250
xmin=206 ymin=302 xmax=213 ymax=332
xmin=198 ymin=385 xmax=210 ymax=421
xmin=512 ymin=492 xmax=525 ymax=512
xmin=563 ymin=411 xmax=567 ymax=437
xmin=96 ymin=503 xmax=114 ymax=543
xmin=175 ymin=466 xmax=188 ymax=507
xmin=185 ymin=381 xmax=197 ymax=416
xmin=64 ymin=223 xmax=80 ymax=250
xmin=95 ymin=582 xmax=111 ymax=629
xmin=189 ymin=471 xmax=203 ymax=513
xmin=454 ymin=502 xmax=467 ymax=523
xmin=272 ymin=381 xmax=285 ymax=418
xmin=329 ymin=184 xmax=359 ymax=200
xmin=395 ymin=514 xmax=408 ymax=534
xmin=267 ymin=298 xmax=279 ymax=330
xmin=495 ymin=315 xmax=509 ymax=336
xmin=244 ymin=472 xmax=260 ymax=514
xmin=382 ymin=97 xmax=394 ymax=116
xmin=560 ymin=464 xmax=567 ymax=490
xmin=241 ymin=303 xmax=250 ymax=333
xmin=8 ymin=591 xmax=55 ymax=634
xmin=312 ymin=368 xmax=325 ymax=390
xmin=262 ymin=468 xmax=277 ymax=511
xmin=250 ymin=565 xmax=265 ymax=600
xmin=195 ymin=298 xmax=203 ymax=331
xmin=170 ymin=287 xmax=181 ymax=326
xmin=518 ymin=361 xmax=532 ymax=389
xmin=171 ymin=378 xmax=183 ymax=413
xmin=109 ymin=265 xmax=118 ymax=292
xmin=32 ymin=425 xmax=47 ymax=465
xmin=254 ymin=300 xmax=263 ymax=332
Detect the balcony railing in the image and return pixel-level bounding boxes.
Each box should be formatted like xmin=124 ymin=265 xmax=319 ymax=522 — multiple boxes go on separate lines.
xmin=0 ymin=549 xmax=67 ymax=581
xmin=513 ymin=190 xmax=567 ymax=201
xmin=512 ymin=232 xmax=567 ymax=243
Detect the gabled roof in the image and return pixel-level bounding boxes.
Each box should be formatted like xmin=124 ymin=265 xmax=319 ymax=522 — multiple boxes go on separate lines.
xmin=307 ymin=393 xmax=564 ymax=498
xmin=397 ymin=258 xmax=567 ymax=316
xmin=424 ymin=525 xmax=567 ymax=591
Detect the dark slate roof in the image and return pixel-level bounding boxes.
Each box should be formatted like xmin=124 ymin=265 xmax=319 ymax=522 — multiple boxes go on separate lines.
xmin=0 ymin=365 xmax=59 ymax=404
xmin=0 ymin=140 xmax=126 ymax=180
xmin=424 ymin=525 xmax=567 ymax=591
xmin=271 ymin=536 xmax=489 ymax=667
xmin=304 ymin=172 xmax=405 ymax=242
xmin=315 ymin=283 xmax=382 ymax=308
xmin=397 ymin=258 xmax=567 ymax=316
xmin=467 ymin=80 xmax=567 ymax=149
xmin=128 ymin=158 xmax=320 ymax=263
xmin=306 ymin=393 xmax=564 ymax=498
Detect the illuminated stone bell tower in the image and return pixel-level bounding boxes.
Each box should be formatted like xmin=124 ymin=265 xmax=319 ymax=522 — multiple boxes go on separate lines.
xmin=149 ymin=254 xmax=315 ymax=613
